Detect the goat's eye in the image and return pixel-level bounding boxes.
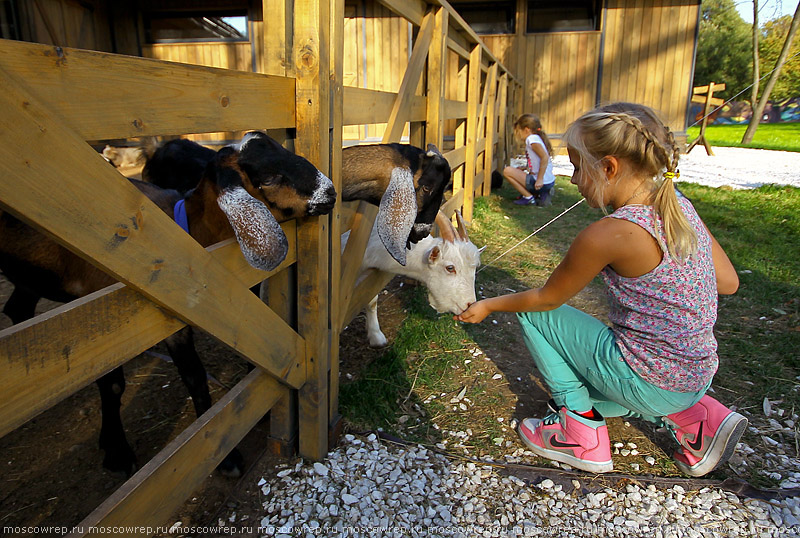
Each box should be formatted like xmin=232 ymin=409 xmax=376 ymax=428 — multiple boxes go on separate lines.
xmin=446 ymin=265 xmax=456 ymax=274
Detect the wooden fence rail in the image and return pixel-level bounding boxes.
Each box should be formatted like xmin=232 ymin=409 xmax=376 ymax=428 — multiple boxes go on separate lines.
xmin=0 ymin=0 xmax=519 ymax=533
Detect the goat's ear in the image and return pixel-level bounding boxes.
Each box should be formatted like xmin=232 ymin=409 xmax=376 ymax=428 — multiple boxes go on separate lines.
xmin=426 ymin=144 xmax=443 ymax=158
xmin=427 ymin=245 xmax=441 ymax=264
xmin=377 ymin=167 xmax=417 ymax=266
xmin=212 ymin=149 xmax=289 ymax=271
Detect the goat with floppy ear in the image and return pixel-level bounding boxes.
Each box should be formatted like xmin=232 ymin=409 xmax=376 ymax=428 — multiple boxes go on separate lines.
xmin=343 ymin=210 xmax=484 ymax=347
xmin=341 ymin=143 xmax=451 ymax=266
xmin=0 ymin=132 xmax=336 ymax=478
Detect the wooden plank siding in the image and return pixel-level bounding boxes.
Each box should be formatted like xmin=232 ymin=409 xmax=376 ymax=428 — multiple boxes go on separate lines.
xmin=600 ymin=0 xmax=699 ymax=136
xmin=481 ymin=0 xmax=699 ymax=146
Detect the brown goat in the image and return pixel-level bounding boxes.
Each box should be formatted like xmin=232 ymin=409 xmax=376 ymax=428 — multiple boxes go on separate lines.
xmin=0 ymin=132 xmax=336 ymax=477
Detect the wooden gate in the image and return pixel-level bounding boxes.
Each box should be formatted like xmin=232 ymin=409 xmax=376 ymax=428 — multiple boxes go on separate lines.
xmin=0 ymin=0 xmax=519 ymax=533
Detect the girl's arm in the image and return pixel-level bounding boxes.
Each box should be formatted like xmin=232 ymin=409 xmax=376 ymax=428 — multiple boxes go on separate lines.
xmin=456 ymin=219 xmax=622 ymax=323
xmin=530 ymin=142 xmax=549 ymax=189
xmin=705 ymin=225 xmax=739 ymax=295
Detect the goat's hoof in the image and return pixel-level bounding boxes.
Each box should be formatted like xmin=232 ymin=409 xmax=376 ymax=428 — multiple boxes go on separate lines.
xmin=217 ymin=448 xmax=244 ymax=478
xmin=368 ymin=333 xmax=388 ymax=348
xmin=102 ymin=451 xmax=138 ymax=478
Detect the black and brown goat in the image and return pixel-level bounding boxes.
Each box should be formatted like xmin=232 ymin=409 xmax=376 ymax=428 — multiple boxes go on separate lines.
xmin=0 ymin=131 xmax=336 ymax=477
xmin=142 ymin=140 xmax=452 ymax=267
xmin=341 ymin=143 xmax=451 ymax=266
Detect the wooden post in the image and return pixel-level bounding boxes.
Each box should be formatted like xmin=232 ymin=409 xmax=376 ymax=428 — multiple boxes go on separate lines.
xmin=495 ymin=72 xmax=510 ymax=191
xmin=452 ymin=57 xmax=468 ymax=201
xmin=463 ymin=45 xmax=482 ymax=222
xmin=482 ymin=62 xmax=499 ymax=197
xmin=426 ymin=6 xmax=448 ymax=150
xmin=328 ymin=0 xmax=344 ymax=444
xmin=262 ymin=0 xmax=298 ymax=456
xmin=686 ymin=82 xmax=725 ymax=156
xmin=294 ymin=0 xmax=332 ymax=462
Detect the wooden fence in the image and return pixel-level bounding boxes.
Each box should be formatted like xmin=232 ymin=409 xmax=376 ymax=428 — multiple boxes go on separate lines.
xmin=0 ymin=0 xmax=519 ymax=533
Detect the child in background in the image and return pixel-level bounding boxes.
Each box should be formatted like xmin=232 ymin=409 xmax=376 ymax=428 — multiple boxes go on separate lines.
xmin=456 ymin=102 xmax=747 ymax=476
xmin=504 ymin=114 xmax=557 ymax=206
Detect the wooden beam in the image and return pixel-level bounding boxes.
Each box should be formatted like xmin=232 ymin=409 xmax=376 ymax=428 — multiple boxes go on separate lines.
xmin=338 ymin=202 xmax=378 ymax=330
xmin=342 ymin=87 xmax=426 ymax=126
xmin=0 ymin=73 xmax=305 ymax=388
xmin=444 ymin=145 xmax=467 ymax=168
xmin=67 ymin=370 xmax=283 ymax=538
xmin=0 ymin=40 xmax=296 ymax=140
xmin=375 ymin=0 xmax=426 ymax=25
xmin=381 ymin=10 xmax=435 ymax=143
xmin=342 ymin=270 xmax=395 ymax=330
xmin=443 ymin=98 xmax=468 ymax=119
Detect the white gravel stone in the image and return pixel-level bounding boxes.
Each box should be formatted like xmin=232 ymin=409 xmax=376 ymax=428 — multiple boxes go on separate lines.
xmin=210 ymin=434 xmax=800 ymax=538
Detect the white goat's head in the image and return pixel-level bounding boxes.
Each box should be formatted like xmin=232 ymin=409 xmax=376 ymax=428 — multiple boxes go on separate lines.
xmin=420 ymin=211 xmax=484 ymax=315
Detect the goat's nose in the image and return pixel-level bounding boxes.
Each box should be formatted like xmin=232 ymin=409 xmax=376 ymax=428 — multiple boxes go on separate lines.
xmin=308 ymin=185 xmax=337 ymax=216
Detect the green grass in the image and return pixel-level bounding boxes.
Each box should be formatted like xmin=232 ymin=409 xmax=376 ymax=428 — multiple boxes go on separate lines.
xmin=339 ymin=177 xmax=800 ymax=486
xmin=687 ymin=123 xmax=800 ymax=152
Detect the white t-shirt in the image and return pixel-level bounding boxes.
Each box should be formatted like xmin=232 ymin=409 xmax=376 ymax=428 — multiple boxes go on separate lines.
xmin=526 ymin=134 xmax=556 ymax=185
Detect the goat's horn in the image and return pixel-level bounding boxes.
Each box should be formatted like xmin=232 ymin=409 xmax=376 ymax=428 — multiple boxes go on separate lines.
xmin=454 ymin=210 xmax=469 ymax=241
xmin=435 ymin=210 xmax=457 ymax=243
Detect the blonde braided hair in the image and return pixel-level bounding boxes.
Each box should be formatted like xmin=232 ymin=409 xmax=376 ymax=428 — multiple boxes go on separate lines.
xmin=563 ymin=102 xmax=697 ymax=262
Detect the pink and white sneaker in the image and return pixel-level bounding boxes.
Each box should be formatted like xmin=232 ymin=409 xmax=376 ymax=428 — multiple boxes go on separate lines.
xmin=664 ymin=395 xmax=748 ymax=477
xmin=517 ymin=407 xmax=613 ymax=473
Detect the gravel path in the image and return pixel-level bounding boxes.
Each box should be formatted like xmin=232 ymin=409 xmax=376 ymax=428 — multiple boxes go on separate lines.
xmin=204 ymin=147 xmax=800 ymax=538
xmin=552 ymin=146 xmax=800 ymax=190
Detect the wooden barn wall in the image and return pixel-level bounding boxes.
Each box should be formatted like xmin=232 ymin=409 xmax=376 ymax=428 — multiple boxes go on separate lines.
xmin=342 ymin=0 xmax=412 ymax=142
xmin=15 ymin=0 xmax=113 ymax=51
xmin=480 ymin=0 xmax=699 ymax=145
xmin=599 ymin=0 xmax=700 ymax=135
xmin=142 ymin=42 xmax=253 ymax=72
xmin=484 ymin=32 xmax=600 ymax=145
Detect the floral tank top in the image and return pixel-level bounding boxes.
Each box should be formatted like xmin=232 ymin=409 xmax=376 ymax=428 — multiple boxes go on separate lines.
xmin=601 ymin=197 xmax=718 ymax=392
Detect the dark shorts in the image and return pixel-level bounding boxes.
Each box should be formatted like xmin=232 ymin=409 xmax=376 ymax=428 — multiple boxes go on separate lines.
xmin=525 ymin=174 xmax=555 ymax=196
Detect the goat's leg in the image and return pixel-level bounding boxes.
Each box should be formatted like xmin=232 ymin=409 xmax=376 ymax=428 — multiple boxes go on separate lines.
xmin=96 ymin=366 xmax=138 ymax=477
xmin=365 ymin=294 xmax=388 ymax=348
xmin=2 ymin=287 xmax=39 ymax=324
xmin=165 ymin=327 xmax=244 ymax=478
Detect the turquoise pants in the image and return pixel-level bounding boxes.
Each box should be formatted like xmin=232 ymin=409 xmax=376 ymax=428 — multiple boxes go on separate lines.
xmin=517 ymin=305 xmax=707 ymax=423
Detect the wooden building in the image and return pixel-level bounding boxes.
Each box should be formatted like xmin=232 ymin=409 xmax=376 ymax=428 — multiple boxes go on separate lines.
xmin=3 ymin=0 xmax=702 ymax=144
xmin=456 ymin=0 xmax=702 ymax=144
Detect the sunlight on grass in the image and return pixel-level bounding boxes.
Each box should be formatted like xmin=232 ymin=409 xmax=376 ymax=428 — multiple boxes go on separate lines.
xmin=687 ymin=123 xmax=800 ymax=152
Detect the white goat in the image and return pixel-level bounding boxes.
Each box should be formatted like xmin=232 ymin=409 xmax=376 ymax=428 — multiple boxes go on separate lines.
xmin=344 ymin=211 xmax=484 ymax=347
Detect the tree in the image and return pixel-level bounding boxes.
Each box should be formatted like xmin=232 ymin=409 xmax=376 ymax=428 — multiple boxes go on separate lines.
xmin=758 ymin=13 xmax=800 ymax=101
xmin=743 ymin=3 xmax=800 ymax=143
xmin=752 ymin=0 xmax=760 ymax=107
xmin=693 ymin=0 xmax=753 ymax=99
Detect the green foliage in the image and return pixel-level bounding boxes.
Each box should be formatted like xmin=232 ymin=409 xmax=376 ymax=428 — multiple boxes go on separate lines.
xmin=758 ymin=15 xmax=800 ymax=101
xmin=694 ymin=0 xmax=753 ymax=99
xmin=687 ymin=122 xmax=800 ymax=151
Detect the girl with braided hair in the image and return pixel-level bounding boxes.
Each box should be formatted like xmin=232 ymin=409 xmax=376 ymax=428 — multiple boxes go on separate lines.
xmin=456 ymin=102 xmax=746 ymax=476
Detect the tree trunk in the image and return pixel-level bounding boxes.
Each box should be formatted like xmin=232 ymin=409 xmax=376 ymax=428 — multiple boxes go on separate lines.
xmin=742 ymin=1 xmax=800 ymax=144
xmin=751 ymin=0 xmax=760 ymax=107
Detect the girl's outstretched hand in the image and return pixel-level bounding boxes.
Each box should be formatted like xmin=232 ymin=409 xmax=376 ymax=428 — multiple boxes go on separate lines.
xmin=454 ymin=300 xmax=491 ymax=324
